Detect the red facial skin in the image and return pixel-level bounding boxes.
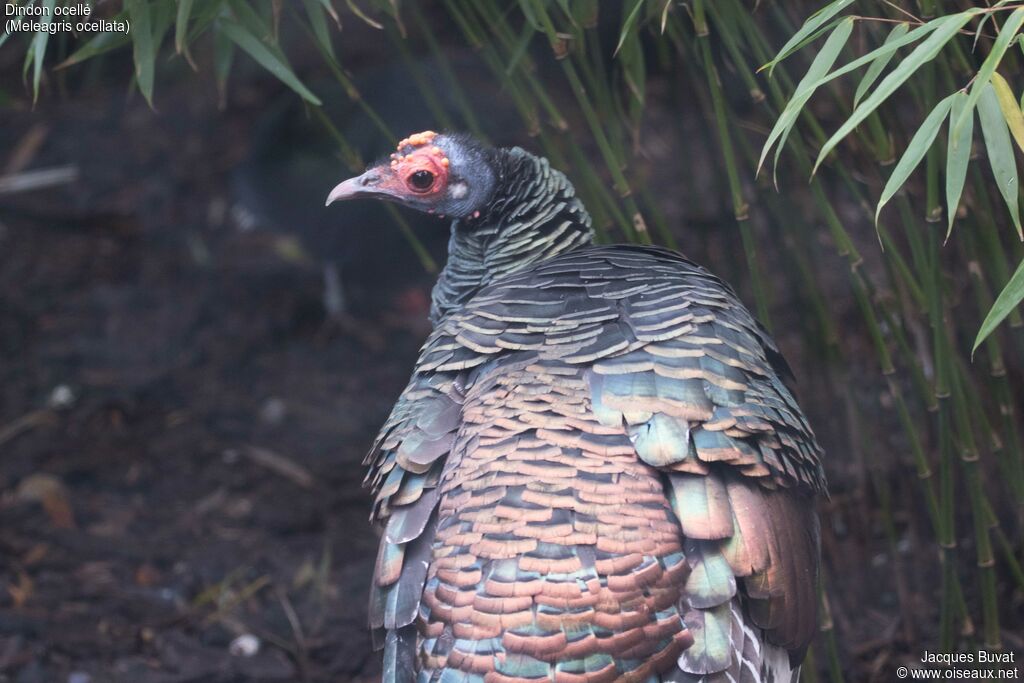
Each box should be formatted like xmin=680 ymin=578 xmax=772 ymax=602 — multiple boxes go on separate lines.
xmin=388 ymin=131 xmax=450 ymax=198
xmin=325 ymin=130 xmax=452 ymax=207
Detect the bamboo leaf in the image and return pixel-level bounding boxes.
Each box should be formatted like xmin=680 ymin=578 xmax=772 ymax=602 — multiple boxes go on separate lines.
xmin=764 ymin=0 xmax=855 ymax=75
xmin=0 ymin=15 xmax=16 ymax=50
xmin=772 ymin=18 xmax=855 ymax=179
xmin=792 ymin=16 xmax=857 ymax=101
xmin=973 ymin=0 xmax=1015 ymax=53
xmin=219 ymin=19 xmax=322 ymax=105
xmin=126 ymin=0 xmax=156 ymax=106
xmin=175 ymin=0 xmax=196 ymax=56
xmin=614 ymin=0 xmax=645 ymax=56
xmin=56 ymin=18 xmax=132 ymax=69
xmin=346 ymin=0 xmax=383 ymax=29
xmin=318 ymin=0 xmax=341 ymax=27
xmin=853 ymin=23 xmax=908 ymax=108
xmin=813 ymin=11 xmax=979 ymax=175
xmin=26 ymin=0 xmax=55 ymax=103
xmin=56 ymin=0 xmax=175 ymax=71
xmin=760 ymin=19 xmax=939 ymax=173
xmin=796 ymin=19 xmax=938 ymax=93
xmin=991 ymin=72 xmax=1024 ymax=153
xmin=302 ymin=0 xmax=337 ymax=61
xmin=876 ymin=94 xmax=954 ymax=226
xmin=955 ymin=7 xmax=1024 ymax=137
xmin=214 ymin=28 xmax=235 ymax=104
xmin=946 ymin=92 xmax=974 ymax=239
xmin=978 ymin=82 xmax=1023 ymax=238
xmin=185 ymin=0 xmax=228 ymax=44
xmin=758 ymin=16 xmax=854 ymax=176
xmin=229 ymin=0 xmax=274 ymax=40
xmin=974 ymin=258 xmax=1024 ymax=354
xmin=516 ymin=0 xmax=543 ymax=32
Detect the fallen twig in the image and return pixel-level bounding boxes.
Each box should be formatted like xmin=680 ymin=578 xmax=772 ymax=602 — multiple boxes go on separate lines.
xmin=242 ymin=445 xmax=315 ymax=489
xmin=0 ymin=408 xmax=55 ymax=448
xmin=0 ymin=165 xmax=79 ymax=195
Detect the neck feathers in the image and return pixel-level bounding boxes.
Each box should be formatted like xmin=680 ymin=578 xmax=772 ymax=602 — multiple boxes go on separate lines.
xmin=430 ymin=148 xmax=593 ymax=324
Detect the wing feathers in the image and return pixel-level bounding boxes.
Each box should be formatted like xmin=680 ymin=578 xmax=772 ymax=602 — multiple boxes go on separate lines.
xmin=363 ymin=245 xmax=822 ymax=681
xmin=669 ymin=474 xmax=733 ymax=540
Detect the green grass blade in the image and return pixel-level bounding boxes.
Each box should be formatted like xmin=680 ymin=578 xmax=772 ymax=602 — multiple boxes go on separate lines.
xmin=991 ymin=72 xmax=1024 ymax=153
xmin=219 ymin=20 xmax=322 ymax=105
xmin=946 ymin=92 xmax=974 ymax=239
xmin=764 ymin=0 xmax=854 ymax=75
xmin=955 ymin=7 xmax=1024 ymax=138
xmin=876 ymin=94 xmax=953 ymax=226
xmin=974 ymin=257 xmax=1024 ymax=355
xmin=853 ymin=23 xmax=908 ymax=108
xmin=813 ymin=11 xmax=978 ymax=175
xmin=978 ymin=82 xmax=1023 ymax=238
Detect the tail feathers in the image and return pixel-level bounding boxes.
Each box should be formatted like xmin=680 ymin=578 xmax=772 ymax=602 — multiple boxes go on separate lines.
xmin=382 ymin=625 xmax=417 ymax=683
xmin=663 ymin=598 xmax=801 ymax=683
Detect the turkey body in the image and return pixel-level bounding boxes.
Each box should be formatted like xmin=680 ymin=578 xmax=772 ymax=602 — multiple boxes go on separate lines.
xmin=367 ymin=245 xmax=823 ymax=683
xmin=330 ymin=136 xmax=825 ymax=683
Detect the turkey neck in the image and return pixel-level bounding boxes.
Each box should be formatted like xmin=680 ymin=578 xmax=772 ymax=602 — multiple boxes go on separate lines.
xmin=430 ymin=147 xmax=594 ymax=324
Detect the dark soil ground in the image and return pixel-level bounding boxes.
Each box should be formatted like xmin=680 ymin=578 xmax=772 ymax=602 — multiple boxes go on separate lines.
xmin=0 ymin=86 xmax=425 ymax=683
xmin=0 ymin=13 xmax=1021 ymax=683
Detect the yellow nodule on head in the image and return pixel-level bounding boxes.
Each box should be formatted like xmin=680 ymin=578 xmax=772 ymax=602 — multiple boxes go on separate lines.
xmin=397 ymin=130 xmax=439 ymax=154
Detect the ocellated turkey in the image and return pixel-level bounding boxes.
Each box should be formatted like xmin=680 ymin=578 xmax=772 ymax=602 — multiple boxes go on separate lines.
xmin=326 ymin=131 xmax=825 ymax=683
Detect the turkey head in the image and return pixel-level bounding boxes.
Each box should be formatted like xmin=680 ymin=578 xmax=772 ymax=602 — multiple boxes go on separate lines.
xmin=325 ymin=130 xmax=496 ymax=219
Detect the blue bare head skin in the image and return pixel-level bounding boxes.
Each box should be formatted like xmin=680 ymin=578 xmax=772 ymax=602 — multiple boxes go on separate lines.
xmin=325 ymin=131 xmax=498 ymax=219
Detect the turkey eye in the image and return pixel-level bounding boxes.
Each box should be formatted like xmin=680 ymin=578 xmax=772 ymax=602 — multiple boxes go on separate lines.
xmin=408 ymin=170 xmax=435 ymax=192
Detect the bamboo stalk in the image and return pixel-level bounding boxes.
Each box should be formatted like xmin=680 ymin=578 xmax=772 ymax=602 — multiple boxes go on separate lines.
xmin=693 ymin=0 xmax=772 ymax=328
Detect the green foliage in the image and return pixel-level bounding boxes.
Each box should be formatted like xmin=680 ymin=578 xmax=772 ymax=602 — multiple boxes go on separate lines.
xmin=978 ymin=82 xmax=1022 ymax=240
xmin=945 ymin=92 xmax=973 ymax=239
xmin=22 ymin=0 xmax=56 ymax=103
xmin=875 ymin=93 xmax=952 ymax=226
xmin=977 ymin=258 xmax=1024 ymax=356
xmin=766 ymin=0 xmax=855 ymax=74
xmin=762 ymin=4 xmax=1024 ymax=348
xmin=8 ymin=0 xmax=323 ymax=106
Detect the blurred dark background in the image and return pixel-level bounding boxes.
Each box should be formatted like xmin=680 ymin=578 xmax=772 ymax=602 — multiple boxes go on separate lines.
xmin=0 ymin=2 xmax=1022 ymax=682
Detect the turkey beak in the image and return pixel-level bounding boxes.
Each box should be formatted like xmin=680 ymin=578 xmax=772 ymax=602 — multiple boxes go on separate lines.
xmin=324 ymin=167 xmax=390 ymax=206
